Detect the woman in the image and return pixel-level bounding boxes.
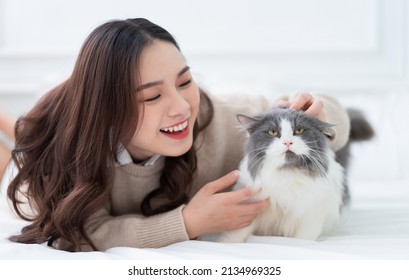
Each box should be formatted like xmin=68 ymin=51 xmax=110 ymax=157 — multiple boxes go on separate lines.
xmin=7 ymin=18 xmax=350 ymax=251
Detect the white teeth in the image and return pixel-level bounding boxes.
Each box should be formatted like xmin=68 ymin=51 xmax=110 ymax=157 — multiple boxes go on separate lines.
xmin=161 ymin=121 xmax=188 ymax=133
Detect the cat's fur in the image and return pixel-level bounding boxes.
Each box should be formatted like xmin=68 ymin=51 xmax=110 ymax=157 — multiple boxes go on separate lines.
xmin=217 ymin=107 xmax=373 ymax=242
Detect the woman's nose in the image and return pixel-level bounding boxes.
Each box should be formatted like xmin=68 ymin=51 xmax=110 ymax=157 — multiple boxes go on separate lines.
xmin=167 ymin=89 xmax=190 ymax=116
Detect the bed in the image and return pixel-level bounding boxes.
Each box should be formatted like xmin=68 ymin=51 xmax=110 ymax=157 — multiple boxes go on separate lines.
xmin=1 ymin=89 xmax=408 ymax=260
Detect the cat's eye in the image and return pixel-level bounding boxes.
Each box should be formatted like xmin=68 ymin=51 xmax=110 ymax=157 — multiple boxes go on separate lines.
xmin=294 ymin=128 xmax=305 ymax=135
xmin=267 ymin=130 xmax=279 ymax=137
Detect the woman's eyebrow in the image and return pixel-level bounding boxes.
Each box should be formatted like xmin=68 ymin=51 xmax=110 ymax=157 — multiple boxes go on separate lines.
xmin=178 ymin=66 xmax=190 ymax=77
xmin=136 ymin=66 xmax=190 ymax=92
xmin=136 ymin=80 xmax=163 ymax=92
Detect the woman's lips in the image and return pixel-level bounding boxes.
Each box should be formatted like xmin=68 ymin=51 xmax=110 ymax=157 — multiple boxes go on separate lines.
xmin=160 ymin=120 xmax=190 ymax=139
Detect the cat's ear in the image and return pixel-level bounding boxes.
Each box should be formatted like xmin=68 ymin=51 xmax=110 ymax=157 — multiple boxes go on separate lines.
xmin=236 ymin=113 xmax=259 ymax=132
xmin=318 ymin=121 xmax=336 ymax=140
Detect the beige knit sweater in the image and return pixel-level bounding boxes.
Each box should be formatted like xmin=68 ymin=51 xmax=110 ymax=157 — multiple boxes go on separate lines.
xmin=53 ymin=93 xmax=350 ymax=251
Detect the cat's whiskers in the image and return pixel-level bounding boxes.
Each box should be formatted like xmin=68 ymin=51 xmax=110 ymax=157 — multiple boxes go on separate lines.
xmin=299 ymin=154 xmax=311 ymax=173
xmin=303 ymin=151 xmax=327 ymax=176
xmin=309 ymin=149 xmax=327 ymax=158
xmin=247 ymin=146 xmax=268 ymax=153
xmin=248 ymin=151 xmax=266 ymax=168
xmin=247 ymin=149 xmax=268 ymax=174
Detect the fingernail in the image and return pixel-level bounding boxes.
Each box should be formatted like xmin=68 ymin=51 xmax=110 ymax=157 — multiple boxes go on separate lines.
xmin=265 ymin=198 xmax=271 ymax=207
xmin=254 ymin=187 xmax=263 ymax=194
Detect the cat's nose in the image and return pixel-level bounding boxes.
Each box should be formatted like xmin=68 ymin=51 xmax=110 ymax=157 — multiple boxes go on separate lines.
xmin=283 ymin=140 xmax=293 ymax=148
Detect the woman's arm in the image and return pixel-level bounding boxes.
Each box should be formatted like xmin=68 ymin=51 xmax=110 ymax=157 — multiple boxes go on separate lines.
xmin=69 ymin=171 xmax=268 ymax=251
xmin=50 ymin=203 xmax=190 ymax=251
xmin=0 ymin=109 xmax=15 ymax=178
xmin=0 ymin=141 xmax=11 ymax=179
xmin=0 ymin=109 xmax=16 ymax=140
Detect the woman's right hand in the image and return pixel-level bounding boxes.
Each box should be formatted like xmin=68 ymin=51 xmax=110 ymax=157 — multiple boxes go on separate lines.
xmin=182 ymin=170 xmax=270 ymax=239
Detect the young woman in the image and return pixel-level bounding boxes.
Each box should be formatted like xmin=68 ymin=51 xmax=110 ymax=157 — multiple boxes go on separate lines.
xmin=6 ymin=18 xmax=350 ymax=251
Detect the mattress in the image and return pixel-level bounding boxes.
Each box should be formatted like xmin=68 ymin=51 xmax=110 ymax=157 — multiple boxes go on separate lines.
xmin=1 ymin=175 xmax=408 ymax=260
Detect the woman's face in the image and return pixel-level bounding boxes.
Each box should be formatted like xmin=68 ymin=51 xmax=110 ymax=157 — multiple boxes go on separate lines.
xmin=126 ymin=40 xmax=200 ymax=162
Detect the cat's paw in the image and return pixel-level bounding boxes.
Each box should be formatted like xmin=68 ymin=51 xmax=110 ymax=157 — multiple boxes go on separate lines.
xmin=217 ymin=236 xmax=243 ymax=243
xmin=216 ymin=232 xmax=249 ymax=243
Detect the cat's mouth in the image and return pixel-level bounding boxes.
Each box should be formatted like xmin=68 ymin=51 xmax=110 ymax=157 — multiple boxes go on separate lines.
xmin=284 ymin=150 xmax=298 ymax=160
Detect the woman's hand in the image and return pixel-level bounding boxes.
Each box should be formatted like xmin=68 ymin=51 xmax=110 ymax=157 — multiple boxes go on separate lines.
xmin=182 ymin=170 xmax=270 ymax=239
xmin=277 ymin=92 xmax=325 ymax=121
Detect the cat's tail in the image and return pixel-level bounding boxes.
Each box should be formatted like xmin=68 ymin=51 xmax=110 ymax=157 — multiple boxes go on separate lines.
xmin=337 ymin=108 xmax=374 ymax=205
xmin=347 ymin=108 xmax=374 ymax=142
xmin=336 ymin=108 xmax=374 ymax=168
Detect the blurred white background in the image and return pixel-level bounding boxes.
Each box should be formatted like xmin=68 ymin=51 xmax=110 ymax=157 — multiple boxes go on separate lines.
xmin=0 ymin=0 xmax=408 ymax=183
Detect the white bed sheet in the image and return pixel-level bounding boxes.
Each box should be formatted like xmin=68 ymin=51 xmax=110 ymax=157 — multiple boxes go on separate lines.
xmin=1 ymin=179 xmax=408 ymax=260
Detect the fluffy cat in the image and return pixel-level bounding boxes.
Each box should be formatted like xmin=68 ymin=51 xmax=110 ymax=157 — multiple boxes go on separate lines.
xmin=217 ymin=107 xmax=373 ymax=242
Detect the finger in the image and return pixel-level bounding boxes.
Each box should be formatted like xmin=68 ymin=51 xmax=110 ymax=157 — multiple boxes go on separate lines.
xmin=304 ymin=99 xmax=324 ymax=118
xmin=225 ymin=186 xmax=265 ymax=204
xmin=238 ymin=198 xmax=270 ymax=215
xmin=235 ymin=218 xmax=256 ymax=229
xmin=290 ymin=93 xmax=314 ymax=111
xmin=203 ymin=170 xmax=240 ymax=195
xmin=318 ymin=110 xmax=326 ymax=122
xmin=233 ymin=200 xmax=271 ymax=228
xmin=276 ymin=100 xmax=291 ymax=108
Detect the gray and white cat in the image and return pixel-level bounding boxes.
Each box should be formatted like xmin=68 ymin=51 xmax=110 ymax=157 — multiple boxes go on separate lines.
xmin=218 ymin=107 xmax=373 ymax=242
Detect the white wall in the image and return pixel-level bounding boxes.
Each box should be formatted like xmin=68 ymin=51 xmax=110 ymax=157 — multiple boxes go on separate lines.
xmin=0 ymin=0 xmax=408 ymax=181
xmin=1 ymin=0 xmax=408 ymax=104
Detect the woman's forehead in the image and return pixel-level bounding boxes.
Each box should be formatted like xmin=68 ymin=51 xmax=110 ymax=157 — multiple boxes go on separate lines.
xmin=138 ymin=40 xmax=186 ymax=82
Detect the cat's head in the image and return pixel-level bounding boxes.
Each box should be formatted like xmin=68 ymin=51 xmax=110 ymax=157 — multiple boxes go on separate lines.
xmin=237 ymin=107 xmax=334 ymax=178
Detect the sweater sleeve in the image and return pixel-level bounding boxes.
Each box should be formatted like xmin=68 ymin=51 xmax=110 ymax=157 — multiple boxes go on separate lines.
xmin=313 ymin=93 xmax=350 ymax=151
xmin=52 ymin=203 xmax=189 ymax=251
xmin=83 ymin=204 xmax=189 ymax=251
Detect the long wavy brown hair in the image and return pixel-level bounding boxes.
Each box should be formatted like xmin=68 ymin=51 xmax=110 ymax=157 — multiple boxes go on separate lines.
xmin=7 ymin=18 xmax=213 ymax=251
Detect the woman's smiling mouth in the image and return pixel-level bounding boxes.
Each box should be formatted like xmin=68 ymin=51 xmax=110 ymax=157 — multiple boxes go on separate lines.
xmin=160 ymin=120 xmax=190 ymax=139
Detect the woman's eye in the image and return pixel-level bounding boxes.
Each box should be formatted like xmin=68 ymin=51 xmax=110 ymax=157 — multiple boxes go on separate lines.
xmin=294 ymin=128 xmax=305 ymax=135
xmin=267 ymin=130 xmax=279 ymax=137
xmin=144 ymin=95 xmax=161 ymax=103
xmin=179 ymin=79 xmax=192 ymax=88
